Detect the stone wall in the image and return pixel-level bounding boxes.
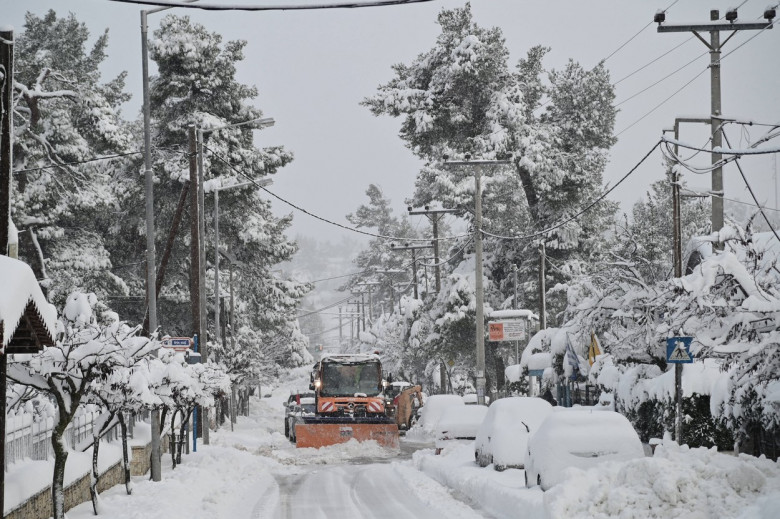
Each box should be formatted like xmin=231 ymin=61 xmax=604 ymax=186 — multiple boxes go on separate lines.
xmin=5 ymin=448 xmax=143 ymax=519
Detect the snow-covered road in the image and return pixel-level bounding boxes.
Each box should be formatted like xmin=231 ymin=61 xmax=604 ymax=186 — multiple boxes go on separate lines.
xmin=259 ymin=462 xmax=486 ymax=519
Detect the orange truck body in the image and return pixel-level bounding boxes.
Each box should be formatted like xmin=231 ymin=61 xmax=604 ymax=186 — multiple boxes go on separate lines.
xmin=294 ymin=354 xmax=399 ymax=449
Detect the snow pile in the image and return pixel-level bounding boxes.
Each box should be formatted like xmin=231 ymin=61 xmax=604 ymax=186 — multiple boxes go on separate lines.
xmin=544 ymin=441 xmax=780 ymax=519
xmin=414 ymin=442 xmax=546 ymax=519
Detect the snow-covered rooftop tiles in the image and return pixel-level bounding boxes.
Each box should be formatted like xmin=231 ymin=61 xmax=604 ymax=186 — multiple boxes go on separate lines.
xmin=0 ymin=255 xmax=57 ymax=350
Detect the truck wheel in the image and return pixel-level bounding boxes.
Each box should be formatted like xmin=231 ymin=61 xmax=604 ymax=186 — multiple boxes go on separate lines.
xmin=284 ymin=420 xmax=290 ymax=439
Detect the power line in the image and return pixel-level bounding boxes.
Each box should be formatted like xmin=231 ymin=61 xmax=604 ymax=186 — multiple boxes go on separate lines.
xmin=722 ymin=129 xmax=780 ymax=243
xmin=615 ymin=68 xmax=707 ymax=137
xmin=296 ymin=293 xmax=355 ymax=319
xmin=613 ymin=37 xmax=692 ymax=86
xmin=615 ymin=50 xmax=708 ymax=108
xmin=14 ymin=151 xmax=142 ymax=173
xmin=204 ymin=145 xmax=470 ymax=243
xmin=602 ymin=0 xmax=681 ymax=65
xmin=482 ymin=141 xmax=662 ymax=241
xmin=107 ymin=0 xmax=433 ymax=11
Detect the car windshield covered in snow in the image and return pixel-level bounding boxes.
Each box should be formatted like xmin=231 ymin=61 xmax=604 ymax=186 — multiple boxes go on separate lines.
xmin=320 ymin=359 xmax=382 ymax=397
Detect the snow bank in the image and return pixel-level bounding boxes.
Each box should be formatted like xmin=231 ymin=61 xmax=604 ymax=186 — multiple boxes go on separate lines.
xmin=545 ymin=441 xmax=780 ymax=519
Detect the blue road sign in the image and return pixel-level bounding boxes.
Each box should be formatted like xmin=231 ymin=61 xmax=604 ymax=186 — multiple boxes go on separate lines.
xmin=666 ymin=336 xmax=694 ymax=363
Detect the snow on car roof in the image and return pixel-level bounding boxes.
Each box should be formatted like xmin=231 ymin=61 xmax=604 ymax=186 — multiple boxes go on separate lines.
xmin=319 ymin=353 xmax=381 ymax=364
xmin=436 ymin=405 xmax=488 ymax=438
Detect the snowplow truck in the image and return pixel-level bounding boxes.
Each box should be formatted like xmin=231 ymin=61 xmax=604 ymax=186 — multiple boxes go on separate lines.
xmin=295 ymin=354 xmax=399 ymax=449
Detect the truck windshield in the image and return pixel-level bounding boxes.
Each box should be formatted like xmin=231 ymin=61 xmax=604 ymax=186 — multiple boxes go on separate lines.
xmin=321 ymin=361 xmax=381 ymax=397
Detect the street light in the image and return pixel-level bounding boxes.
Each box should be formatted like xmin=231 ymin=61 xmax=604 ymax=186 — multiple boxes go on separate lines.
xmin=198 ymin=116 xmax=275 ymax=366
xmin=210 ymin=177 xmax=272 ymax=369
xmin=196 ymin=117 xmax=273 ymax=445
xmin=218 ymin=249 xmax=245 ymax=431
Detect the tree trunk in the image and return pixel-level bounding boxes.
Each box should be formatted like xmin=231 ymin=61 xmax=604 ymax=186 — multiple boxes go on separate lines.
xmin=170 ymin=409 xmax=178 ymax=469
xmin=177 ymin=409 xmax=192 ymax=464
xmin=51 ymin=422 xmax=70 ymax=519
xmin=91 ymin=411 xmax=115 ymax=515
xmin=91 ymin=436 xmax=100 ymax=515
xmin=515 ymin=162 xmax=540 ymax=223
xmin=119 ymin=413 xmax=132 ymax=495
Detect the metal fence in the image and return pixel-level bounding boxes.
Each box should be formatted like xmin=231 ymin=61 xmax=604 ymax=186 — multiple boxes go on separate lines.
xmin=4 ymin=409 xmax=124 ymax=471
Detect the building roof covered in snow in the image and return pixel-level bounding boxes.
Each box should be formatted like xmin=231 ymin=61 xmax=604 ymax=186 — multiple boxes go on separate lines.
xmin=0 ymin=256 xmax=56 ymax=353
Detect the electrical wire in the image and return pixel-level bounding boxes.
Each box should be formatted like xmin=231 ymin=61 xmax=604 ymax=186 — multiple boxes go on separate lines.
xmin=614 ymin=50 xmax=708 ymax=108
xmin=204 ymin=145 xmax=471 ymax=243
xmin=601 ymin=0 xmax=682 ymax=65
xmin=107 ymin=0 xmax=433 ymax=11
xmin=296 ymin=293 xmax=356 ymax=319
xmin=613 ymin=38 xmax=693 ymax=86
xmin=615 ymin=68 xmax=708 ymax=137
xmin=721 ymin=130 xmax=780 ymax=243
xmin=481 ymin=141 xmax=662 ymax=241
xmin=679 ymin=186 xmax=780 ymax=214
xmin=14 ymin=151 xmax=143 ymax=173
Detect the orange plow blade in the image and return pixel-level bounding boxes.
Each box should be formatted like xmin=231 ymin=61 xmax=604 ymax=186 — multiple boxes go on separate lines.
xmin=295 ymin=423 xmax=399 ymax=449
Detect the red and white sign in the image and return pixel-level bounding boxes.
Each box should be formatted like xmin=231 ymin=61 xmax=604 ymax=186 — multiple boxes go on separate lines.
xmin=160 ymin=337 xmax=193 ymax=352
xmin=488 ymin=321 xmax=527 ymax=342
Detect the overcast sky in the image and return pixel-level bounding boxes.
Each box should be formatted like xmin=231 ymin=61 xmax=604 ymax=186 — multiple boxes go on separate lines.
xmin=5 ymin=0 xmax=780 ymax=245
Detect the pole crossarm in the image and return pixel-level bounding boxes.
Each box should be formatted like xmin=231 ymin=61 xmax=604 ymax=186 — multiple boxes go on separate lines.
xmin=389 ymin=243 xmax=433 ymax=251
xmin=657 ymin=21 xmax=772 ymax=33
xmin=407 ymin=207 xmax=461 ymax=216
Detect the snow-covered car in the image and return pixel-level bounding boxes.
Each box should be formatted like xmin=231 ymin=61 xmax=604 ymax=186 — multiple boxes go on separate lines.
xmin=287 ymin=397 xmax=316 ymax=443
xmin=524 ymin=409 xmax=644 ymax=490
xmin=463 ymin=393 xmax=490 ymax=405
xmin=434 ymin=404 xmax=488 ymax=454
xmin=284 ymin=392 xmax=314 ymax=439
xmin=474 ymin=397 xmax=553 ymax=470
xmin=417 ymin=394 xmax=465 ymax=435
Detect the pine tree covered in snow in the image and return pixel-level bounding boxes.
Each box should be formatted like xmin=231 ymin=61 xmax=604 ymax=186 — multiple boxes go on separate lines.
xmin=344 ymin=184 xmax=420 ymax=307
xmin=12 ymin=11 xmax=133 ymax=306
xmin=101 ymin=15 xmax=311 ymax=367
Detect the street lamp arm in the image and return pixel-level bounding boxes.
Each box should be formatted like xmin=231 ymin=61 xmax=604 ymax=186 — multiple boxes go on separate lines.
xmin=201 ymin=117 xmax=275 ymax=135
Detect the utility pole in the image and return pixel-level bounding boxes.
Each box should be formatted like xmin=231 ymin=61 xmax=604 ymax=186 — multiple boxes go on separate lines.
xmin=538 ymin=242 xmax=546 ymax=331
xmin=188 ymin=125 xmax=203 ymax=358
xmin=390 ymin=242 xmax=433 ymax=299
xmin=512 ymin=263 xmax=520 ymax=365
xmin=141 ymin=9 xmax=163 ymax=482
xmin=408 ymin=206 xmax=459 ymax=292
xmin=338 ymin=306 xmax=343 ymax=346
xmin=393 ymin=283 xmax=409 ymax=314
xmin=0 ymin=26 xmax=13 ymax=516
xmin=664 ymin=123 xmax=692 ymax=444
xmin=420 ymin=256 xmax=434 ymax=295
xmin=656 ymin=7 xmax=775 ymax=245
xmin=357 ymin=281 xmax=380 ymax=324
xmin=443 ymin=155 xmax=511 ymax=406
xmin=375 ymin=269 xmax=405 ymax=315
xmin=351 ymin=292 xmax=364 ymax=334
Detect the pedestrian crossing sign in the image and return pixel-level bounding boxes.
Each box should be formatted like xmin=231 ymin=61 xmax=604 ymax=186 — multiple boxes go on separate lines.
xmin=666 ymin=336 xmax=694 ymax=363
